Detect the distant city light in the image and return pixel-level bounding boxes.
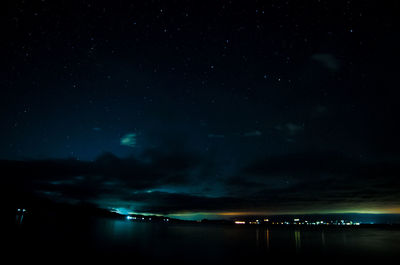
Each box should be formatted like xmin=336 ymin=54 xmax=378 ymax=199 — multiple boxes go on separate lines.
xmin=121 ymin=213 xmax=366 ymax=226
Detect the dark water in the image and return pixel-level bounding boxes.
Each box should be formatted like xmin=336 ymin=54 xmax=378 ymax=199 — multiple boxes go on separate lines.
xmin=8 ymin=217 xmax=400 ymax=264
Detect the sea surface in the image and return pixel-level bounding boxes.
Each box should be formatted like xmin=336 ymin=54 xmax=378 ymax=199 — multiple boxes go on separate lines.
xmin=8 ymin=217 xmax=400 ymax=264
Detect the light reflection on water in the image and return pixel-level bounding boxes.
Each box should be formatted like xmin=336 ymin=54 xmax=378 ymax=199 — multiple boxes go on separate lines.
xmin=294 ymin=230 xmax=301 ymax=252
xmin=11 ymin=218 xmax=400 ymax=262
xmin=91 ymin=219 xmax=400 ymax=258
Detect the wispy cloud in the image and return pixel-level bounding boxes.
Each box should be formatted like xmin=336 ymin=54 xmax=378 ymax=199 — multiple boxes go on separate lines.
xmin=208 ymin=134 xmax=225 ymax=139
xmin=243 ymin=130 xmax=262 ymax=137
xmin=311 ymin=53 xmax=340 ymax=71
xmin=275 ymin=123 xmax=304 ymax=135
xmin=120 ymin=133 xmax=137 ymax=147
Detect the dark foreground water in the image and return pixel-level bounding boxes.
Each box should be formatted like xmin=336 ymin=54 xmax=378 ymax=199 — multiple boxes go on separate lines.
xmin=8 ymin=217 xmax=400 ymax=264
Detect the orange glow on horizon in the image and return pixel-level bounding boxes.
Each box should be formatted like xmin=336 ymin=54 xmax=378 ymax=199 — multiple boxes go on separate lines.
xmin=215 ymin=207 xmax=400 ymax=216
xmin=217 ymin=211 xmax=267 ymax=216
xmin=167 ymin=206 xmax=400 ymax=220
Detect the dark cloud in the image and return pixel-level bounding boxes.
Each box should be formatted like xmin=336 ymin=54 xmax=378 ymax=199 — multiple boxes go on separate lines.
xmin=2 ymin=150 xmax=400 ymax=215
xmin=231 ymin=151 xmax=400 ymax=212
xmin=125 ymin=191 xmax=244 ymax=214
xmin=2 ymin=150 xmax=201 ymax=203
xmin=244 ymin=151 xmax=357 ymax=178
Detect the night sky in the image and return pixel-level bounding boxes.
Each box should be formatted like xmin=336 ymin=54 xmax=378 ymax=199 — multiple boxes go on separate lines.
xmin=1 ymin=0 xmax=399 ymax=219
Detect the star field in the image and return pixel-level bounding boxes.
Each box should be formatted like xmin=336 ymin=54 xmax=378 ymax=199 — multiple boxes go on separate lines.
xmin=1 ymin=0 xmax=399 ymax=218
